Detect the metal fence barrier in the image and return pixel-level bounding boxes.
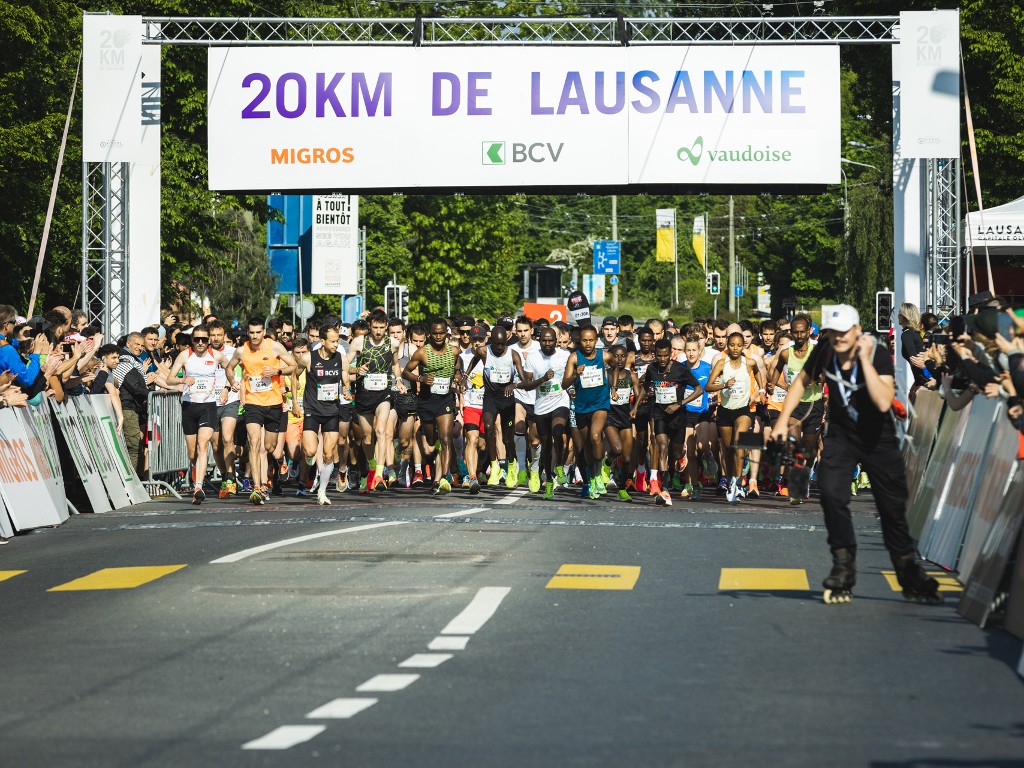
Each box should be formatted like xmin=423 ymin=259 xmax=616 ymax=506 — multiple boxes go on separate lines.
xmin=147 ymin=391 xmax=189 ymax=498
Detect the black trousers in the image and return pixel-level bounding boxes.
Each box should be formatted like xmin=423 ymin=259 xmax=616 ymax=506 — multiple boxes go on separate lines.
xmin=817 ymin=430 xmax=915 ymax=559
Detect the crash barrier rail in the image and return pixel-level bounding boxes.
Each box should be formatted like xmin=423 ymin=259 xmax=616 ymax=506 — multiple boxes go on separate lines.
xmin=146 ymin=390 xmax=190 ymax=499
xmin=0 ymin=395 xmax=150 ymax=534
xmin=901 ymin=390 xmax=1024 ymax=643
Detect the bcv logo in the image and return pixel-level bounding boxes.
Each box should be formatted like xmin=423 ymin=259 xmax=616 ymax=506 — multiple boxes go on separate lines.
xmin=482 ymin=141 xmax=564 ymax=165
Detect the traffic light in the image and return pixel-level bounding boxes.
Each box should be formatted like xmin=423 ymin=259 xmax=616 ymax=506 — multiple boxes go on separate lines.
xmin=384 ymin=282 xmax=400 ymax=318
xmin=706 ymin=271 xmax=721 ymax=295
xmin=397 ymin=285 xmax=409 ymax=323
xmin=875 ymin=290 xmax=894 ymax=333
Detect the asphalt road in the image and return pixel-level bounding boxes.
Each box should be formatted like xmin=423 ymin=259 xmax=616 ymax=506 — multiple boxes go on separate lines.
xmin=1 ymin=482 xmax=1021 ymax=768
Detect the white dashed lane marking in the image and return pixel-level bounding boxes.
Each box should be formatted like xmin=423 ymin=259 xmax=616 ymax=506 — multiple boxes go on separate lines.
xmin=305 ymin=699 xmax=378 ymax=719
xmin=242 ymin=725 xmax=325 ymax=750
xmin=399 ymin=653 xmax=453 ymax=668
xmin=441 ymin=586 xmax=512 ymax=635
xmin=356 ymin=674 xmax=421 ymax=692
xmin=429 ymin=635 xmax=470 ymax=651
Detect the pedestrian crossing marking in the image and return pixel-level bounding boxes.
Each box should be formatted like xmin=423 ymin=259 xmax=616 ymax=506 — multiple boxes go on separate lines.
xmin=48 ymin=565 xmax=187 ymax=592
xmin=719 ymin=568 xmax=810 ymax=591
xmin=880 ymin=570 xmax=962 ymax=593
xmin=0 ymin=570 xmax=27 ymax=583
xmin=546 ymin=564 xmax=641 ymax=590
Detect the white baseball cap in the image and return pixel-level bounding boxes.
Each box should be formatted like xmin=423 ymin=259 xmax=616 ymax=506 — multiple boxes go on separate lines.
xmin=820 ymin=304 xmax=860 ymax=333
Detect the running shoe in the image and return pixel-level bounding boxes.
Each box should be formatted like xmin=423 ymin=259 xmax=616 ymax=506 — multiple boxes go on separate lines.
xmin=373 ymin=471 xmax=388 ymax=491
xmin=617 ymin=488 xmax=632 ymax=503
xmin=601 ymin=460 xmax=612 ymax=484
xmin=555 ymin=465 xmax=568 ymax=487
xmin=543 ymin=481 xmax=555 ymax=500
xmin=316 ymin=487 xmax=330 ymax=506
xmin=851 ymin=481 xmax=858 ymax=497
xmin=726 ymin=479 xmax=740 ymax=504
xmin=593 ymin=475 xmax=607 ymax=496
xmin=635 ymin=470 xmax=648 ymax=493
xmin=605 ymin=475 xmax=618 ymax=491
xmin=717 ymin=477 xmax=729 ymax=495
xmin=192 ymin=485 xmax=205 ymax=505
xmin=625 ymin=478 xmax=637 ymax=492
xmin=469 ymin=476 xmax=480 ymax=495
xmin=507 ymin=460 xmax=520 ymax=489
xmin=858 ymin=470 xmax=871 ymax=490
xmin=655 ymin=490 xmax=673 ymax=506
xmin=487 ymin=461 xmax=502 ymax=487
xmin=411 ymin=469 xmax=425 ymax=488
xmin=529 ymin=471 xmax=541 ymax=493
xmin=335 ymin=471 xmax=346 ymax=493
xmin=223 ymin=478 xmax=237 ymax=496
xmin=648 ymin=478 xmax=662 ymax=497
xmin=239 ymin=477 xmax=254 ymax=495
xmin=680 ymin=482 xmax=692 ymax=499
xmin=361 ymin=469 xmax=375 ymax=494
xmin=675 ymin=456 xmax=687 ymax=474
xmin=691 ymin=484 xmax=702 ymax=502
xmin=434 ymin=478 xmax=451 ymax=495
xmin=746 ymin=481 xmax=760 ymax=499
xmin=702 ymin=453 xmax=718 ymax=479
xmin=385 ymin=467 xmax=397 ymax=487
xmin=672 ymin=474 xmax=682 ymax=492
xmin=248 ymin=488 xmax=263 ymax=505
xmin=518 ymin=469 xmax=528 ymax=486
xmin=296 ymin=487 xmax=313 ymax=498
xmin=218 ymin=481 xmax=231 ymax=499
xmin=347 ymin=470 xmax=360 ymax=492
xmin=737 ymin=486 xmax=747 ymax=500
xmin=790 ymin=496 xmax=804 ymax=506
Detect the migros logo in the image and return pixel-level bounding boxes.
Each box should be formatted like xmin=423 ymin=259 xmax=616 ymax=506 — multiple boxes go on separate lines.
xmin=677 ymin=136 xmax=793 ymax=166
xmin=271 ymin=147 xmax=355 ymax=165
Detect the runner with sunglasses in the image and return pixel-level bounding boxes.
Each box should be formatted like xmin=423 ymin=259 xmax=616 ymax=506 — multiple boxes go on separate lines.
xmin=168 ymin=325 xmax=233 ymax=505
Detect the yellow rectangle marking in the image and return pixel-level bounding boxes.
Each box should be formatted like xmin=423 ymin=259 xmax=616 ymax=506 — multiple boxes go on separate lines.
xmin=718 ymin=568 xmax=810 ymax=591
xmin=546 ymin=564 xmax=641 ymax=590
xmin=880 ymin=570 xmax=962 ymax=593
xmin=48 ymin=565 xmax=187 ymax=592
xmin=0 ymin=570 xmax=27 ymax=583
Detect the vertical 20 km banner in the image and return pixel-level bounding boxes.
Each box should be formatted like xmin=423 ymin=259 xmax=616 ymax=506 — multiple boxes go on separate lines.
xmin=208 ymin=45 xmax=839 ymax=190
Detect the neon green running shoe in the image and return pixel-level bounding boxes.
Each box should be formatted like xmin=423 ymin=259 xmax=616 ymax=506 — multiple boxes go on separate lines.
xmin=542 ymin=481 xmax=554 ymax=500
xmin=529 ymin=471 xmax=541 ymax=493
xmin=617 ymin=488 xmax=632 ymax=503
xmin=506 ymin=460 xmax=519 ymax=488
xmin=555 ymin=465 xmax=567 ymax=486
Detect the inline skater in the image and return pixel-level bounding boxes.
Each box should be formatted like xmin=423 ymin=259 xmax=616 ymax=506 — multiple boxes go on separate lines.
xmin=771 ymin=305 xmax=940 ymax=605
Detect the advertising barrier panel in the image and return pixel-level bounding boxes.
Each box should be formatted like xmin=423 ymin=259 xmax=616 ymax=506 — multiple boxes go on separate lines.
xmin=52 ymin=399 xmax=112 ymax=513
xmin=90 ymin=395 xmax=150 ymax=505
xmin=0 ymin=408 xmax=66 ymax=530
xmin=208 ymin=45 xmax=840 ymax=191
xmin=1004 ymin=521 xmax=1024 ymax=641
xmin=957 ymin=464 xmax=1024 ymax=628
xmin=918 ymin=396 xmax=998 ymax=570
xmin=75 ymin=396 xmax=132 ymax=509
xmin=902 ymin=389 xmax=943 ymax=499
xmin=907 ymin=400 xmax=970 ymax=540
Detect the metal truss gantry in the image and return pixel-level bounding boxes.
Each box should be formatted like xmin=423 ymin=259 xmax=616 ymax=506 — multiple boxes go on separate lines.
xmin=81 ymin=161 xmax=128 ymax=339
xmin=84 ymin=14 xmax=960 ymax=334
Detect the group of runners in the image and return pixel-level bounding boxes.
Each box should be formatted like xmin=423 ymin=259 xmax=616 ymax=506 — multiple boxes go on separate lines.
xmin=169 ymin=308 xmax=840 ymax=508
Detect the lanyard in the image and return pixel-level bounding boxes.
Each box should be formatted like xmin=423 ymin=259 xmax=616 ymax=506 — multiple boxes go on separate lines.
xmin=830 ymin=355 xmax=860 ymax=423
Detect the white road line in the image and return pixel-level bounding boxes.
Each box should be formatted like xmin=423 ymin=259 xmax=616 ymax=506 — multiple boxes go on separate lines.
xmin=493 ymin=490 xmax=529 ymax=506
xmin=428 ymin=635 xmax=470 ymax=651
xmin=433 ymin=506 xmax=489 ymax=519
xmin=356 ymin=673 xmax=421 ymax=692
xmin=399 ymin=653 xmax=453 ymax=668
xmin=306 ymin=698 xmax=378 ymax=719
xmin=441 ymin=586 xmax=512 ymax=635
xmin=242 ymin=725 xmax=326 ymax=750
xmin=210 ymin=520 xmax=409 ymax=564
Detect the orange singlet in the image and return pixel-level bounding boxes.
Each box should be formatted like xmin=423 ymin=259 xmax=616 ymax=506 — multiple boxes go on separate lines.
xmin=241 ymin=339 xmax=284 ymax=407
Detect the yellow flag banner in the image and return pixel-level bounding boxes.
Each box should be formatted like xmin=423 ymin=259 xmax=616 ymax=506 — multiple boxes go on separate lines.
xmin=692 ymin=215 xmax=706 ymax=269
xmin=656 ymin=227 xmax=675 ymax=263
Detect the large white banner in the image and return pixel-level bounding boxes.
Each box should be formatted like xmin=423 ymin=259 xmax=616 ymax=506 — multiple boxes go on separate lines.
xmin=898 ymin=10 xmax=960 ymax=159
xmin=83 ymin=14 xmax=143 ymax=163
xmin=208 ymin=45 xmax=840 ymax=190
xmin=129 ymin=43 xmax=162 ymax=331
xmin=311 ymin=195 xmax=359 ymax=295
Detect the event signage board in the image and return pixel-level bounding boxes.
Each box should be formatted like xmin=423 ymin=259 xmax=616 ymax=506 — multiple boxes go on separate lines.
xmin=207 ymin=45 xmax=840 ymax=191
xmin=74 ymin=397 xmax=132 ymax=509
xmin=897 ymin=10 xmax=960 ymax=159
xmin=89 ymin=395 xmax=151 ymax=505
xmin=82 ymin=14 xmax=143 ymax=162
xmin=0 ymin=408 xmax=66 ymax=530
xmin=311 ymin=194 xmax=359 ymax=295
xmin=52 ymin=400 xmax=112 ymax=513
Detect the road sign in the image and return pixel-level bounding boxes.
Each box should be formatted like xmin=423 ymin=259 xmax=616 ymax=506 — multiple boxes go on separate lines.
xmin=610 ymin=276 xmax=619 ymax=286
xmin=592 ymin=240 xmax=621 ymax=275
xmin=782 ymin=297 xmax=798 ymax=310
xmin=734 ymin=285 xmax=744 ymax=298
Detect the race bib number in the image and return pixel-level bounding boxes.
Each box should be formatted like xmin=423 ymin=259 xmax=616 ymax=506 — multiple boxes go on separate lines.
xmin=490 ymin=365 xmax=512 ymax=384
xmin=364 ymin=373 xmax=388 ymax=391
xmin=538 ymin=380 xmax=561 ymax=398
xmin=636 ymin=363 xmax=650 ymax=380
xmin=579 ymin=366 xmax=604 ymax=389
xmin=611 ymin=386 xmax=631 ymax=406
xmin=655 ymin=385 xmax=677 ymax=405
xmin=318 ymin=382 xmax=339 ymax=401
xmin=430 ymin=377 xmax=451 ymax=395
xmin=465 ymin=388 xmax=484 ymax=407
xmin=247 ymin=375 xmax=272 ymax=393
xmin=772 ymin=386 xmax=788 ymax=403
xmin=191 ymin=377 xmax=214 ymax=395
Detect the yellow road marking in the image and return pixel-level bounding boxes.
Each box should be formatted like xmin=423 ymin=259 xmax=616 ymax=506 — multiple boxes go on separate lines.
xmin=880 ymin=570 xmax=962 ymax=593
xmin=719 ymin=568 xmax=810 ymax=591
xmin=546 ymin=564 xmax=641 ymax=590
xmin=48 ymin=565 xmax=187 ymax=592
xmin=0 ymin=570 xmax=27 ymax=583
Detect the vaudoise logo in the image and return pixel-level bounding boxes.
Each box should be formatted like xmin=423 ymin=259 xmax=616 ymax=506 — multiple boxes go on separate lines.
xmin=677 ymin=136 xmax=794 ymax=166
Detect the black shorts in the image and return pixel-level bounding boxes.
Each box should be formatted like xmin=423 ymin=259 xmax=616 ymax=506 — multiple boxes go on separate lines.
xmin=791 ymin=398 xmax=826 ymax=435
xmin=573 ymin=408 xmax=607 ymax=432
xmin=217 ymin=401 xmax=240 ymax=424
xmin=483 ymin=394 xmax=516 ymax=418
xmin=395 ymin=392 xmax=419 ymax=418
xmin=181 ymin=401 xmax=217 ymax=435
xmin=303 ymin=412 xmax=340 ymax=433
xmin=685 ymin=409 xmax=713 ymax=429
xmin=634 ymin=403 xmax=654 ymax=431
xmin=716 ymin=406 xmax=750 ymax=429
xmin=417 ymin=394 xmax=456 ymax=424
xmin=653 ymin=410 xmax=686 ymax=444
xmin=338 ymin=402 xmax=355 ymax=424
xmin=515 ymin=400 xmax=535 ymax=420
xmin=607 ymin=404 xmax=633 ymax=431
xmin=355 ymin=391 xmax=392 ymax=418
xmin=243 ymin=403 xmax=284 ymax=432
xmin=534 ymin=407 xmax=570 ymax=437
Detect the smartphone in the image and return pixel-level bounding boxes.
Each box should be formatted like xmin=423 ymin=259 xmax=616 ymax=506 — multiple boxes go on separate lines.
xmin=62 ymin=343 xmax=75 ymax=356
xmin=930 ymin=333 xmax=950 ymax=345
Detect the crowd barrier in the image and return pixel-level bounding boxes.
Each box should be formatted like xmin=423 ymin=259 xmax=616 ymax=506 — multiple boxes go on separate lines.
xmin=901 ymin=390 xmax=1024 ymax=642
xmin=146 ymin=390 xmax=190 ymax=498
xmin=0 ymin=395 xmax=150 ymax=535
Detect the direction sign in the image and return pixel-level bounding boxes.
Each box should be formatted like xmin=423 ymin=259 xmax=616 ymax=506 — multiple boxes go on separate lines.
xmin=734 ymin=285 xmax=744 ymax=298
xmin=592 ymin=240 xmax=621 ymax=275
xmin=610 ymin=276 xmax=619 ymax=286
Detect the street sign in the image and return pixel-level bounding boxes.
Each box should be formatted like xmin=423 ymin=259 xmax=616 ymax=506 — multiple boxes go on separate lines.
xmin=782 ymin=297 xmax=798 ymax=310
xmin=592 ymin=240 xmax=621 ymax=275
xmin=610 ymin=276 xmax=619 ymax=286
xmin=734 ymin=285 xmax=744 ymax=298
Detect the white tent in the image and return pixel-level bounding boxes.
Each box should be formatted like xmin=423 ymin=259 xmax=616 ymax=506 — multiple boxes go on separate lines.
xmin=965 ymin=196 xmax=1024 ymax=254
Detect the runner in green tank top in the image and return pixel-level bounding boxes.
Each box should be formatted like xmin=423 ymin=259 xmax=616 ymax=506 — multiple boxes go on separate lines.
xmin=402 ymin=318 xmax=464 ymax=494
